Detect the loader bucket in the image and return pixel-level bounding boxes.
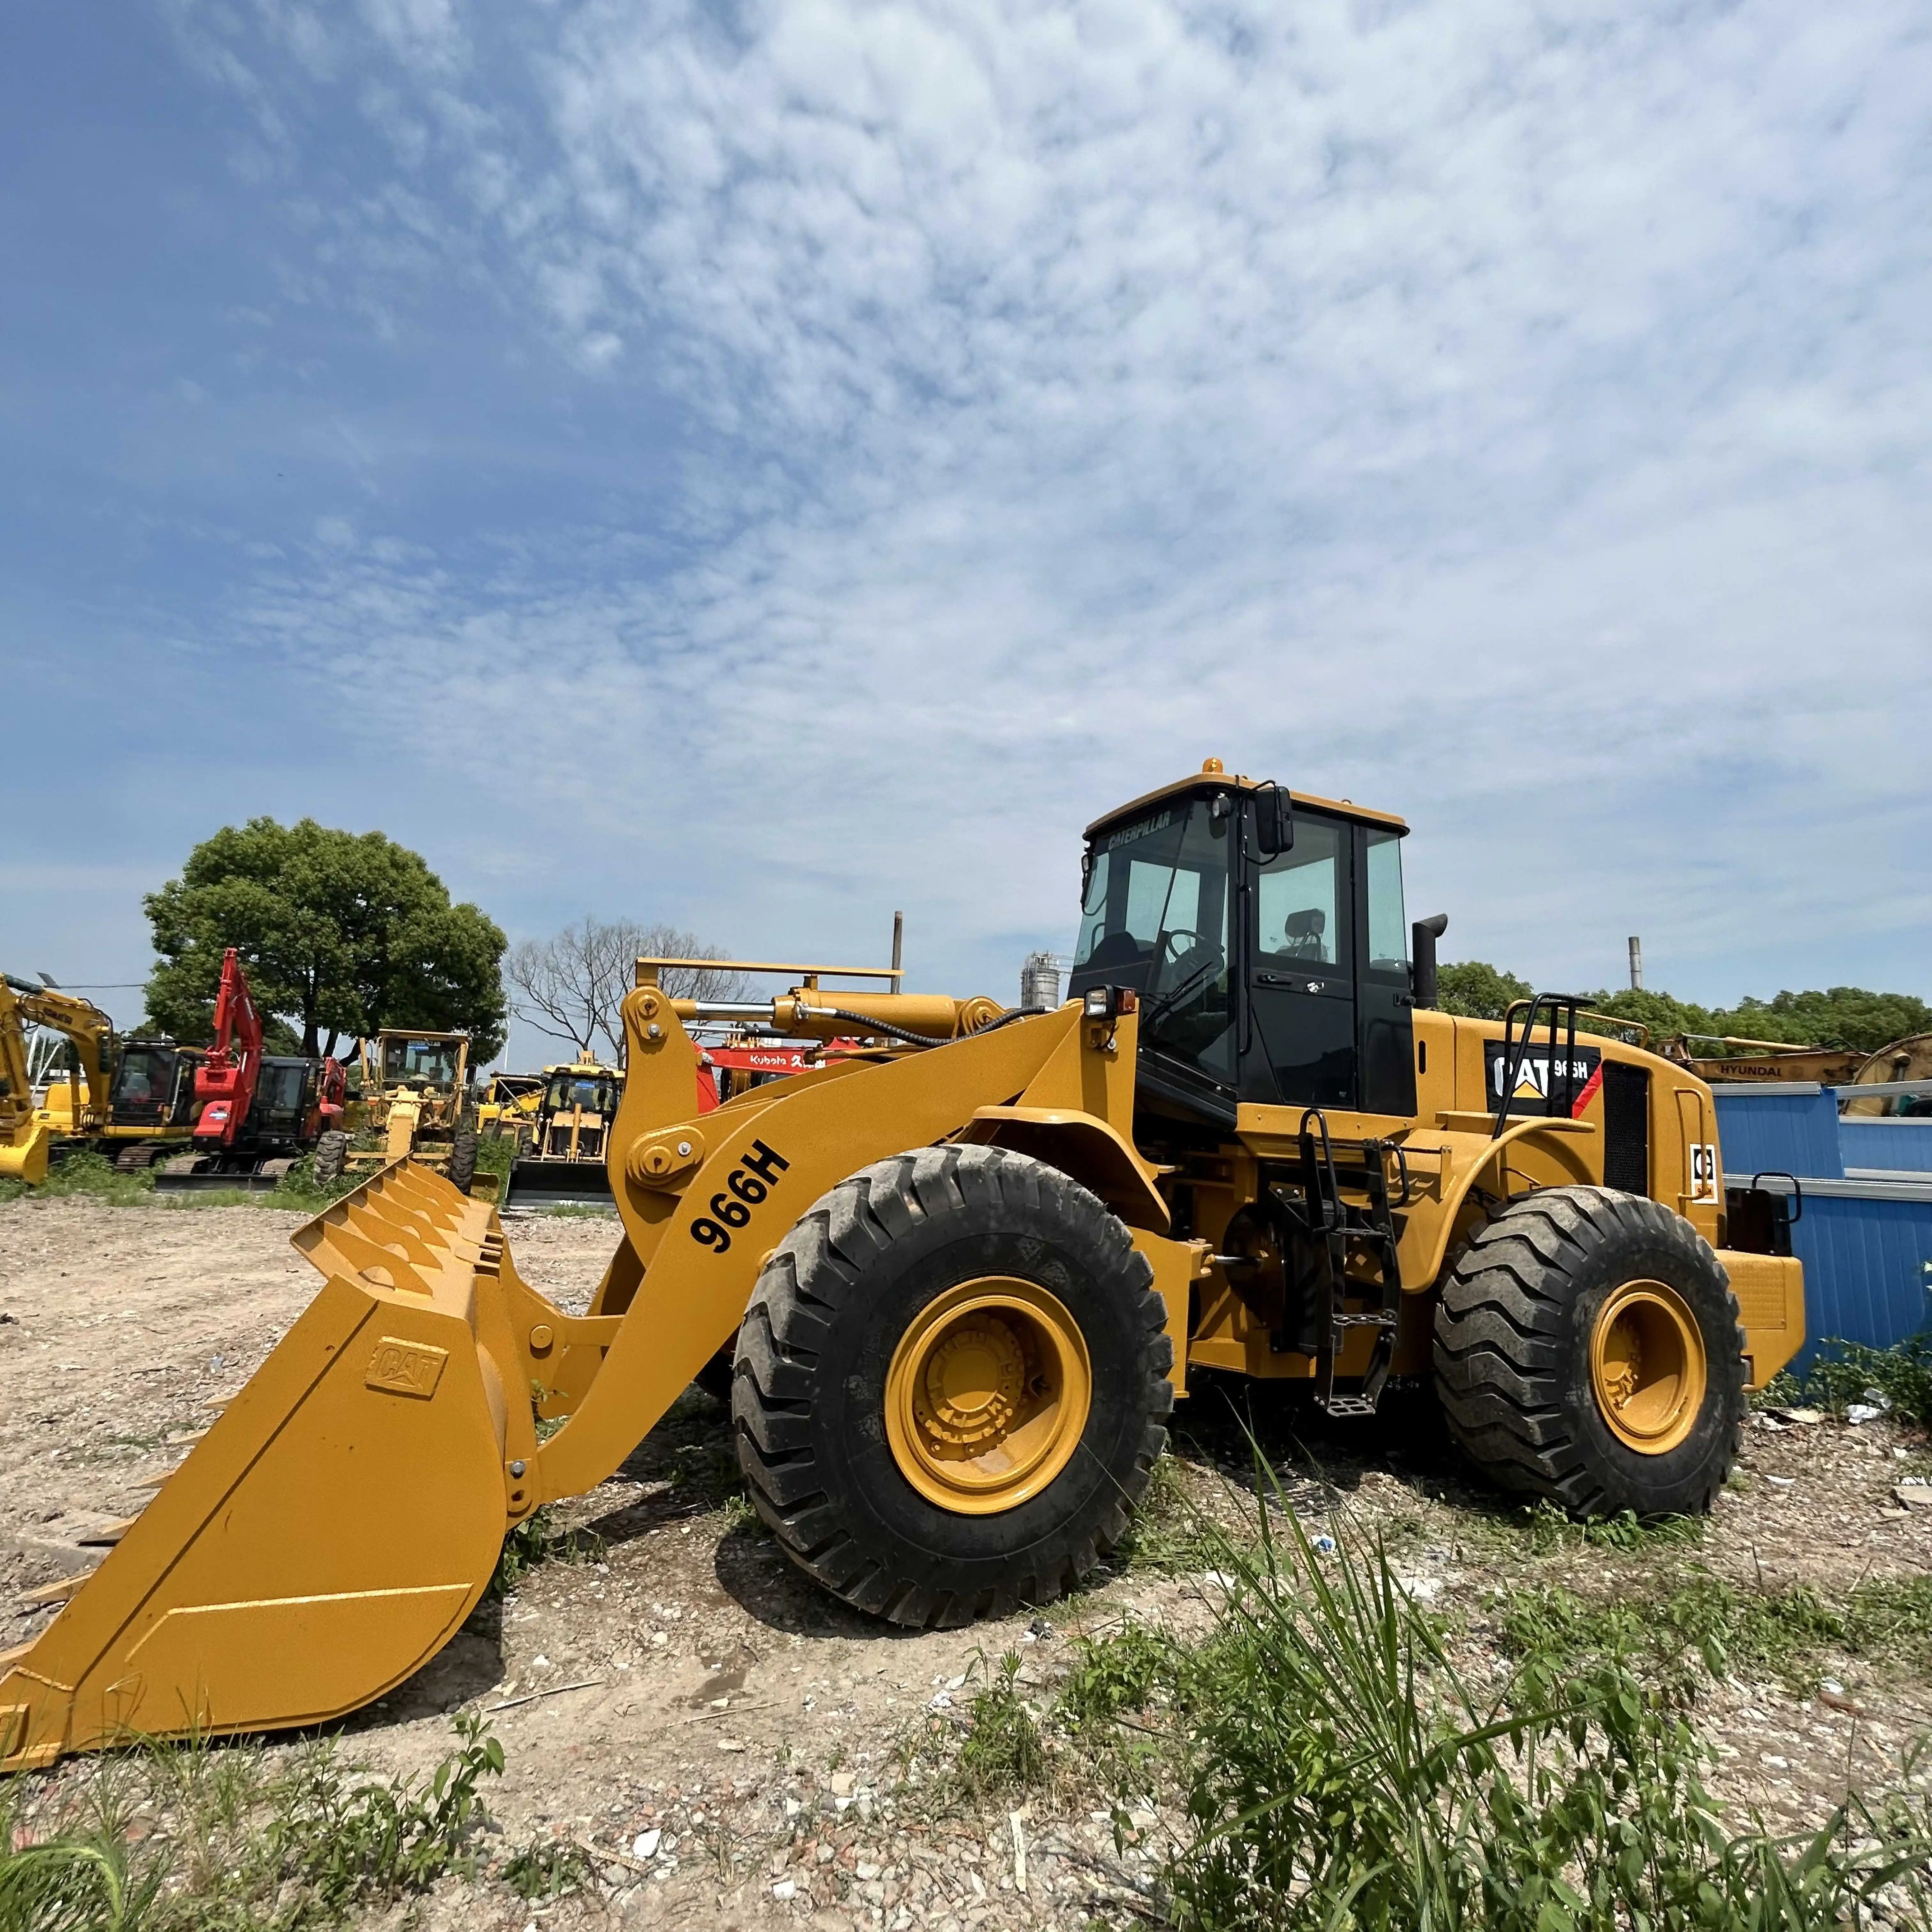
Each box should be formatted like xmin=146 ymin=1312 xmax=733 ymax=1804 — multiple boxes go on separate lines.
xmin=0 ymin=1161 xmax=533 ymax=1770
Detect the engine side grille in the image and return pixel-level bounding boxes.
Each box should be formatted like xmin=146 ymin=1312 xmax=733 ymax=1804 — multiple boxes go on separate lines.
xmin=1602 ymin=1061 xmax=1651 ymax=1195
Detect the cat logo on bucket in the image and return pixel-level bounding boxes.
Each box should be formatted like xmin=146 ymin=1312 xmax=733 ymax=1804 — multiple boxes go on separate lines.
xmin=364 ymin=1337 xmax=449 ymax=1400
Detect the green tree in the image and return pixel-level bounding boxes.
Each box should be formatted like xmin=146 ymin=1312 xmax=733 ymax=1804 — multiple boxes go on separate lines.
xmin=144 ymin=819 xmax=508 ymax=1061
xmin=1439 ymin=965 xmax=1930 ymax=1059
xmin=1436 ymin=960 xmax=1533 ymax=1021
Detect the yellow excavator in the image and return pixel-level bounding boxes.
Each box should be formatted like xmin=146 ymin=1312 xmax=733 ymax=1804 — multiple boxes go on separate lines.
xmin=0 ymin=976 xmax=116 ymax=1183
xmin=1 ymin=763 xmax=1808 ymax=1769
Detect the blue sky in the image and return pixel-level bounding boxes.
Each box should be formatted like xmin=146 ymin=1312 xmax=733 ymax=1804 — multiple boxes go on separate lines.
xmin=3 ymin=0 xmax=1928 ymax=1067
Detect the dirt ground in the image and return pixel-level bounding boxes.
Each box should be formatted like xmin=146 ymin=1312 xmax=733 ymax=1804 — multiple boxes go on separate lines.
xmin=4 ymin=1194 xmax=1930 ymax=1929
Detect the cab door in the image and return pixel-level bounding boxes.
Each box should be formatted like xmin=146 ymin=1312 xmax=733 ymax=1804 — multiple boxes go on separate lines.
xmin=1355 ymin=824 xmax=1418 ymax=1118
xmin=1240 ymin=812 xmax=1356 ymax=1109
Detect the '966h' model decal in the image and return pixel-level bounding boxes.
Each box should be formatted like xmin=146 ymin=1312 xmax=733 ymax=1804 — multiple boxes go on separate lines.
xmin=689 ymin=1140 xmax=790 ymax=1254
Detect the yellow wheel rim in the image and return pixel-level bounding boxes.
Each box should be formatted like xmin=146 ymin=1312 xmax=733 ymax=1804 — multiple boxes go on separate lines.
xmin=1590 ymin=1278 xmax=1706 ymax=1455
xmin=884 ymin=1277 xmax=1092 ymax=1515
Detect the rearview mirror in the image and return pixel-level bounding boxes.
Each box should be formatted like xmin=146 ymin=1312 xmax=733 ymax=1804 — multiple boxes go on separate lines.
xmin=1253 ymin=785 xmax=1294 ymax=859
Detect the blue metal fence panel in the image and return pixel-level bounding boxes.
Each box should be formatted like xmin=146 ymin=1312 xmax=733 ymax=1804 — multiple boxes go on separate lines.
xmin=1711 ymin=1088 xmax=1843 ymax=1180
xmin=1784 ymin=1193 xmax=1932 ymax=1368
xmin=1840 ymin=1118 xmax=1932 ymax=1175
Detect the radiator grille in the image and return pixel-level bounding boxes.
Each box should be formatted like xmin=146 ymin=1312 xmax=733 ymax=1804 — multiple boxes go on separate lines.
xmin=1602 ymin=1061 xmax=1650 ymax=1195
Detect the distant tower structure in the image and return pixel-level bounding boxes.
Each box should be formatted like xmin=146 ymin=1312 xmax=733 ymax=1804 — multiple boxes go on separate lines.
xmin=1020 ymin=952 xmax=1067 ymax=1011
xmin=1628 ymin=936 xmax=1644 ymax=992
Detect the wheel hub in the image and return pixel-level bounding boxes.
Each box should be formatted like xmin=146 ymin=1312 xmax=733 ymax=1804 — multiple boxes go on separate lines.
xmin=1590 ymin=1278 xmax=1707 ymax=1456
xmin=885 ymin=1277 xmax=1092 ymax=1516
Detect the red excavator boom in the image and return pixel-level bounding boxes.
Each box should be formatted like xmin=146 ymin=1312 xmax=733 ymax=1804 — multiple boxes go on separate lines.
xmin=190 ymin=949 xmax=264 ymax=1149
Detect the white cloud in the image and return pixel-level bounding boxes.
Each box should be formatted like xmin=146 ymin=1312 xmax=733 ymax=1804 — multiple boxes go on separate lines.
xmin=149 ymin=0 xmax=1932 ymax=1005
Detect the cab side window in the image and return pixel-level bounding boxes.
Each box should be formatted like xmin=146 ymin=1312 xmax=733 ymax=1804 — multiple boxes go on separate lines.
xmin=1255 ymin=820 xmax=1351 ymax=976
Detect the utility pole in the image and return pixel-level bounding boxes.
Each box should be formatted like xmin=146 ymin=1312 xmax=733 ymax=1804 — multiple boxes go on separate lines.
xmin=1628 ymin=936 xmax=1644 ymax=992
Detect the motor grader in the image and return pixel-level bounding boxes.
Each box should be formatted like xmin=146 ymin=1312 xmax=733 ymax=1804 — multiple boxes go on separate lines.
xmin=1 ymin=762 xmax=1808 ymax=1770
xmin=316 ymin=1029 xmax=481 ymax=1196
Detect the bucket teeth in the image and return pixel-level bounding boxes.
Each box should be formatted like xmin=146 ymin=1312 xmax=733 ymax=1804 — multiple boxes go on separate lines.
xmin=19 ymin=1573 xmax=91 ymax=1607
xmin=77 ymin=1517 xmax=141 ymax=1548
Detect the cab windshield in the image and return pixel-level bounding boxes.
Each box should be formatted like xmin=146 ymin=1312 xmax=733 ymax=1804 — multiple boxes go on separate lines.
xmin=1070 ymin=797 xmax=1236 ymax=1083
xmin=111 ymin=1046 xmax=175 ymax=1110
xmin=381 ymin=1039 xmax=460 ymax=1087
xmin=545 ymin=1073 xmax=617 ymax=1114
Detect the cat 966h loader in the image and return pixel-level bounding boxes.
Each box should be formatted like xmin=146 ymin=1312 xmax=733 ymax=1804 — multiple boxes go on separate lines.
xmin=1 ymin=763 xmax=1807 ymax=1770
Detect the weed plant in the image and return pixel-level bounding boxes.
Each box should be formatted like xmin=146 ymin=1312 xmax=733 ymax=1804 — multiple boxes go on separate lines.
xmin=952 ymin=1653 xmax=1048 ymax=1801
xmin=1794 ymin=1336 xmax=1932 ymax=1429
xmin=1499 ymin=1571 xmax=1932 ymax=1693
xmin=1171 ymin=1500 xmax=1932 ymax=1928
xmin=502 ymin=1834 xmax=591 ymax=1899
xmin=0 ymin=1713 xmax=504 ymax=1931
xmin=491 ymin=1505 xmax=604 ymax=1596
xmin=1008 ymin=1451 xmax=1932 ymax=1929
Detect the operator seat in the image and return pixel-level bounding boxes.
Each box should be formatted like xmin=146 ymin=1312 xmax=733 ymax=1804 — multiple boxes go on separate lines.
xmin=1281 ymin=908 xmax=1328 ymax=962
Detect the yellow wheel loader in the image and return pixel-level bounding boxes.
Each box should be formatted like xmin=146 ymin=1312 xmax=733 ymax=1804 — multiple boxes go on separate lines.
xmin=0 ymin=976 xmax=115 ymax=1184
xmin=0 ymin=763 xmax=1808 ymax=1770
xmin=502 ymin=1057 xmax=624 ymax=1208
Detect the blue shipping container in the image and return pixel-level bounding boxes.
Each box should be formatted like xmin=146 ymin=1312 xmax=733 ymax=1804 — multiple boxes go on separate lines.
xmin=1713 ymin=1084 xmax=1932 ymax=1366
xmin=1710 ymin=1085 xmax=1842 ymax=1181
xmin=1840 ymin=1117 xmax=1932 ymax=1176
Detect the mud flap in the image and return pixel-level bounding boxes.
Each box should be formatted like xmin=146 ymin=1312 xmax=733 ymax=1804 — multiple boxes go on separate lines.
xmin=0 ymin=1162 xmax=536 ymax=1769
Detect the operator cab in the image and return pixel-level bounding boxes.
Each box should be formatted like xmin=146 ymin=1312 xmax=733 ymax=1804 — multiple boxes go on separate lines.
xmin=108 ymin=1042 xmax=205 ymax=1129
xmin=1067 ymin=763 xmax=1416 ymax=1130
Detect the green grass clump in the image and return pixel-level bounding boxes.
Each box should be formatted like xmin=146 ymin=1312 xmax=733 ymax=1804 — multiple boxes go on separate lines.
xmin=0 ymin=1151 xmax=158 ymax=1208
xmin=952 ymin=1653 xmax=1048 ymax=1801
xmin=1035 ymin=1443 xmax=1932 ymax=1930
xmin=1116 ymin=1453 xmax=1239 ymax=1577
xmin=1056 ymin=1620 xmax=1174 ymax=1735
xmin=1794 ymin=1335 xmax=1932 ymax=1428
xmin=0 ymin=1713 xmax=504 ymax=1929
xmin=1165 ymin=1511 xmax=1932 ymax=1930
xmin=502 ymin=1834 xmax=591 ymax=1899
xmin=1507 ymin=1499 xmax=1705 ymax=1556
xmin=1496 ymin=1571 xmax=1932 ymax=1693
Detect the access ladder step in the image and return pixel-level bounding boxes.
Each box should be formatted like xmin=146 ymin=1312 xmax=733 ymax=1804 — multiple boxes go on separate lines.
xmin=1319 ymin=1396 xmax=1380 ymax=1418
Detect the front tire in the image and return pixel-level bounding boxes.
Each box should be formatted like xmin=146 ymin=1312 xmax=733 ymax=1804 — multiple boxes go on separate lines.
xmin=447 ymin=1129 xmax=478 ymax=1196
xmin=311 ymin=1131 xmax=348 ymax=1185
xmin=1433 ymin=1185 xmax=1745 ymax=1517
xmin=734 ymin=1145 xmax=1173 ymax=1628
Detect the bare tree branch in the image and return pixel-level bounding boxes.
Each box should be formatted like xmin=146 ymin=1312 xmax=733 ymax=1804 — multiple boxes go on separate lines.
xmin=503 ymin=919 xmax=751 ymax=1066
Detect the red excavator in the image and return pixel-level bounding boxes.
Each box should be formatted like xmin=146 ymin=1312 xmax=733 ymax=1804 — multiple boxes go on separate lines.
xmin=154 ymin=950 xmax=347 ymax=1193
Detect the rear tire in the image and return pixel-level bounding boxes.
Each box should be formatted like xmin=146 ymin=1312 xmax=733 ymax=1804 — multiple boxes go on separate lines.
xmin=448 ymin=1129 xmax=478 ymax=1196
xmin=1433 ymin=1185 xmax=1744 ymax=1517
xmin=734 ymin=1145 xmax=1173 ymax=1628
xmin=312 ymin=1131 xmax=348 ymax=1185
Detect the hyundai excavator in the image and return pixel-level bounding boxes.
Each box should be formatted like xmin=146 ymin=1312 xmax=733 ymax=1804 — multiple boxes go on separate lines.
xmin=1 ymin=763 xmax=1809 ymax=1770
xmin=0 ymin=976 xmax=115 ymax=1183
xmin=153 ymin=950 xmax=347 ymax=1193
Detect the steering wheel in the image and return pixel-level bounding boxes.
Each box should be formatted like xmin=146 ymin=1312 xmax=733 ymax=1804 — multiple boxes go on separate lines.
xmin=1161 ymin=928 xmax=1209 ymax=967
